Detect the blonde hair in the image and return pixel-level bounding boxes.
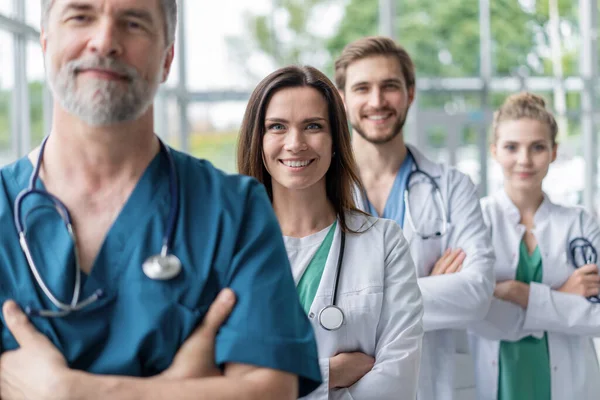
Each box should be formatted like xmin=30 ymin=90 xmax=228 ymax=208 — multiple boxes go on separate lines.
xmin=492 ymin=92 xmax=558 ymax=145
xmin=334 ymin=36 xmax=415 ymax=92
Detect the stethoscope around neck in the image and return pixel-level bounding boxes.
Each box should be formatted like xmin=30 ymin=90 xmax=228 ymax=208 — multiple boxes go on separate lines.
xmin=13 ymin=135 xmax=182 ymax=317
xmin=318 ymin=229 xmax=346 ymax=331
xmin=359 ymin=148 xmax=450 ymax=240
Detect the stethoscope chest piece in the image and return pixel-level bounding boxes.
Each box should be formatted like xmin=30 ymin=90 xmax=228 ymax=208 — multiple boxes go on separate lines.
xmin=142 ymin=254 xmax=182 ymax=280
xmin=318 ymin=305 xmax=344 ymax=331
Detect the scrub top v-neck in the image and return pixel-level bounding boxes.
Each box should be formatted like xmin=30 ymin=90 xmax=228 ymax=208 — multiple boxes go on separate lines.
xmin=497 ymin=241 xmax=551 ymax=400
xmin=366 ymin=152 xmax=414 ymax=228
xmin=0 ymin=148 xmax=322 ymax=397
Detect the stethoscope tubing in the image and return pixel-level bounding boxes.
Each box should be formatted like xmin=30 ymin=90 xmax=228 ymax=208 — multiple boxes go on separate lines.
xmin=13 ymin=135 xmax=179 ymax=316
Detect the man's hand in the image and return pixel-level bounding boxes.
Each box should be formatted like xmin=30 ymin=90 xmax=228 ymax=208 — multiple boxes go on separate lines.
xmin=430 ymin=248 xmax=466 ymax=276
xmin=494 ymin=280 xmax=529 ymax=308
xmin=328 ymin=352 xmax=374 ymax=389
xmin=160 ymin=288 xmax=236 ymax=380
xmin=559 ymin=264 xmax=600 ymax=298
xmin=0 ymin=300 xmax=70 ymax=400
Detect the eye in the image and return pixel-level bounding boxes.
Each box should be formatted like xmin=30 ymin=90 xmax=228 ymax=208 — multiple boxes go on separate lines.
xmin=127 ymin=20 xmax=142 ymax=29
xmin=504 ymin=144 xmax=517 ymax=151
xmin=353 ymin=86 xmax=368 ymax=93
xmin=533 ymin=144 xmax=547 ymax=152
xmin=382 ymin=83 xmax=400 ymax=90
xmin=306 ymin=123 xmax=322 ymax=131
xmin=267 ymin=123 xmax=285 ymax=132
xmin=68 ymin=14 xmax=91 ymax=23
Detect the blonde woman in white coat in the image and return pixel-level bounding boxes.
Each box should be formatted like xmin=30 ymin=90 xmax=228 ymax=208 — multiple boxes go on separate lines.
xmin=238 ymin=65 xmax=424 ymax=400
xmin=469 ymin=92 xmax=600 ymax=400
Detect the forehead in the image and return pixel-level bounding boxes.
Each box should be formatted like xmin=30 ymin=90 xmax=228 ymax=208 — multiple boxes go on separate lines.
xmin=345 ymin=55 xmax=404 ymax=86
xmin=51 ymin=0 xmax=162 ymax=16
xmin=496 ymin=118 xmax=552 ymax=142
xmin=265 ymin=87 xmax=328 ymax=118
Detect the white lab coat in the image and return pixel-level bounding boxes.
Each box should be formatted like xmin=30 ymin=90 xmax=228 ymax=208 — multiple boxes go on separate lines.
xmin=355 ymin=145 xmax=496 ymax=400
xmin=468 ymin=190 xmax=600 ymax=400
xmin=296 ymin=211 xmax=424 ymax=400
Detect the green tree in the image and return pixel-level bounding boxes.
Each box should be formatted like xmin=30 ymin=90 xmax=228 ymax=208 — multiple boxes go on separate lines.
xmin=229 ymin=0 xmax=579 ymax=82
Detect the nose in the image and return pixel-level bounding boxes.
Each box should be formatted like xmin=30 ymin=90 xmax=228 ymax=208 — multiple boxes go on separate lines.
xmin=283 ymin=128 xmax=308 ymax=153
xmin=367 ymin=87 xmax=385 ymax=108
xmin=88 ymin=20 xmax=123 ymax=57
xmin=517 ymin=147 xmax=532 ymax=165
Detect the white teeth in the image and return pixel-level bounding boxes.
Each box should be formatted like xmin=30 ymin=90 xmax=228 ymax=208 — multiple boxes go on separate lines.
xmin=367 ymin=115 xmax=389 ymax=120
xmin=282 ymin=160 xmax=311 ymax=168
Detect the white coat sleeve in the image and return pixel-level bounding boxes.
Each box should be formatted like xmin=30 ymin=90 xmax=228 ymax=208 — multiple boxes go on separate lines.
xmin=468 ymin=298 xmax=543 ymax=341
xmin=523 ymin=210 xmax=600 ymax=336
xmin=300 ymin=358 xmax=330 ymax=400
xmin=347 ymin=222 xmax=424 ymax=400
xmin=418 ymin=171 xmax=495 ymax=331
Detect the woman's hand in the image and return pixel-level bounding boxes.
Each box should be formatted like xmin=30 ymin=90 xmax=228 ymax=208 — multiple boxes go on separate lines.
xmin=430 ymin=248 xmax=466 ymax=276
xmin=558 ymin=264 xmax=600 ymax=298
xmin=329 ymin=352 xmax=374 ymax=389
xmin=494 ymin=280 xmax=530 ymax=308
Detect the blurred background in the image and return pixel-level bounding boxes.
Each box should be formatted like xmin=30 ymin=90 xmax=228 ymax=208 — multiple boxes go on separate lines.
xmin=1 ymin=0 xmax=599 ymax=214
xmin=1 ymin=1 xmax=599 ymax=398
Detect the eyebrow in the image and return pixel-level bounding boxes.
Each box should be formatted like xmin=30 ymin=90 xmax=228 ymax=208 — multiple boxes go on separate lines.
xmin=350 ymin=78 xmax=403 ymax=89
xmin=59 ymin=2 xmax=94 ymax=15
xmin=120 ymin=9 xmax=155 ymax=25
xmin=503 ymin=140 xmax=548 ymax=145
xmin=265 ymin=117 xmax=327 ymax=123
xmin=59 ymin=2 xmax=155 ymax=25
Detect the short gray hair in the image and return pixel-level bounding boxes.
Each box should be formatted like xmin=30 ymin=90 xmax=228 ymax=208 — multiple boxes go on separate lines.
xmin=41 ymin=0 xmax=177 ymax=45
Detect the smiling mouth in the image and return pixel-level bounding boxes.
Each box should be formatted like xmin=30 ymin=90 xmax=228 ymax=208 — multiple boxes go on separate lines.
xmin=280 ymin=159 xmax=314 ymax=168
xmin=364 ymin=113 xmax=393 ymax=122
xmin=77 ymin=69 xmax=129 ymax=81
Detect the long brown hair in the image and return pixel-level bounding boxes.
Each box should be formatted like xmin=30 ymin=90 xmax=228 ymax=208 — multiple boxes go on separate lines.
xmin=237 ymin=65 xmax=365 ymax=233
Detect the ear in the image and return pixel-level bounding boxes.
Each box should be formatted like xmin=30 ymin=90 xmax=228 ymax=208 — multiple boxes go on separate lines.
xmin=490 ymin=143 xmax=497 ymax=160
xmin=40 ymin=28 xmax=48 ymax=54
xmin=338 ymin=89 xmax=346 ymax=106
xmin=407 ymin=86 xmax=415 ymax=107
xmin=551 ymin=143 xmax=558 ymax=163
xmin=160 ymin=45 xmax=175 ymax=83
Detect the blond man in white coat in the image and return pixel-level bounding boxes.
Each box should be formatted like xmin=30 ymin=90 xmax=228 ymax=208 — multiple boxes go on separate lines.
xmin=469 ymin=92 xmax=600 ymax=400
xmin=334 ymin=36 xmax=496 ymax=400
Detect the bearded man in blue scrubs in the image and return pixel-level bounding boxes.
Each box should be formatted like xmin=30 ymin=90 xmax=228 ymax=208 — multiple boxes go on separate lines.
xmin=0 ymin=0 xmax=321 ymax=399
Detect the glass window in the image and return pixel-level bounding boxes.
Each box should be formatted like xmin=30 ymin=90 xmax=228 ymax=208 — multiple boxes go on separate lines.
xmin=25 ymin=0 xmax=41 ymax=28
xmin=28 ymin=40 xmax=45 ymax=147
xmin=0 ymin=30 xmax=14 ymax=167
xmin=0 ymin=0 xmax=13 ymax=17
xmin=187 ymin=102 xmax=243 ymax=174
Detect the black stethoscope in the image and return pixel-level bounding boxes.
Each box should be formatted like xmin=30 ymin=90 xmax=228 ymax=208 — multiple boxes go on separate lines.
xmin=403 ymin=149 xmax=449 ymax=239
xmin=13 ymin=135 xmax=182 ymax=317
xmin=318 ymin=230 xmax=346 ymax=330
xmin=359 ymin=148 xmax=449 ymax=240
xmin=568 ymin=237 xmax=600 ymax=304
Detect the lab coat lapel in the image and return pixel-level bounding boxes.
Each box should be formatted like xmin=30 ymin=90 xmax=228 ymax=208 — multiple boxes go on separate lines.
xmin=307 ymin=220 xmax=343 ymax=318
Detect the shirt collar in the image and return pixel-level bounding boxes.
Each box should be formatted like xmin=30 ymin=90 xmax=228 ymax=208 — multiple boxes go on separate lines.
xmin=494 ymin=189 xmax=553 ymax=226
xmin=406 ymin=143 xmax=442 ymax=178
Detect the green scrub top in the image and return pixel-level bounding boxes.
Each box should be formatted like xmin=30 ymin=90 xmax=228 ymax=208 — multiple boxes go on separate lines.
xmin=498 ymin=240 xmax=551 ymax=400
xmin=296 ymin=221 xmax=336 ymax=314
xmin=0 ymin=147 xmax=322 ymax=397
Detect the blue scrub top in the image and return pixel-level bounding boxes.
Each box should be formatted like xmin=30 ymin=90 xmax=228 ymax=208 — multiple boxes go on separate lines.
xmin=367 ymin=151 xmax=414 ymax=227
xmin=0 ymin=148 xmax=321 ymax=396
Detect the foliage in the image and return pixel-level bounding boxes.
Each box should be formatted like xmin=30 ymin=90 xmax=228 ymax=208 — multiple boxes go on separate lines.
xmin=229 ymin=0 xmax=580 ymax=82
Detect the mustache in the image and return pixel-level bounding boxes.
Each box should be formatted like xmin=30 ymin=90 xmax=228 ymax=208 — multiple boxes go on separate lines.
xmin=66 ymin=57 xmax=138 ymax=81
xmin=361 ymin=108 xmax=396 ymax=115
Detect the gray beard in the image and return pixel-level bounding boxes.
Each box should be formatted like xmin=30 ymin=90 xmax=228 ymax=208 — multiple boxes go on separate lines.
xmin=46 ymin=56 xmax=161 ymax=126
